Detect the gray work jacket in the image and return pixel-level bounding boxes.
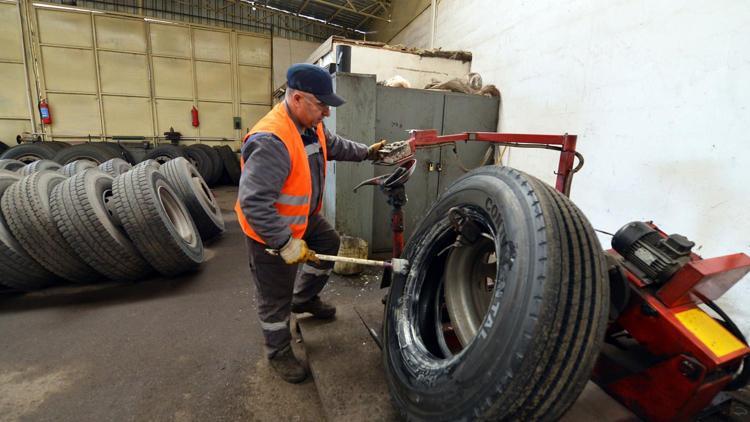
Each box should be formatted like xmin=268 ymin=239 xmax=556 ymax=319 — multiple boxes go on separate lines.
xmin=238 ymin=124 xmax=368 ymax=248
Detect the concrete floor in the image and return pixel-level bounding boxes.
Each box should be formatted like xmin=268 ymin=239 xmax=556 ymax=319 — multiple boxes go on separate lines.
xmin=0 ymin=186 xmax=325 ymax=422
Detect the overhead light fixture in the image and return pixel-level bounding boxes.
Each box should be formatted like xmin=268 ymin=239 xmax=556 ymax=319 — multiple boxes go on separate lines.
xmin=33 ymin=3 xmax=102 ymax=13
xmin=144 ymin=17 xmax=174 ymax=24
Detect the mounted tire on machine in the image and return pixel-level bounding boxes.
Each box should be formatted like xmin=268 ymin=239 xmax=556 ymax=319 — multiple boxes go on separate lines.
xmin=161 ymin=157 xmax=225 ymax=241
xmin=382 ymin=166 xmax=609 ymax=421
xmin=111 ymin=165 xmax=204 ymax=276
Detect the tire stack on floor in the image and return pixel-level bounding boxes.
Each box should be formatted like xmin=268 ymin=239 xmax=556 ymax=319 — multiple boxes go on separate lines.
xmin=1 ymin=141 xmax=241 ymax=186
xmin=0 ymin=157 xmax=225 ymax=291
xmin=144 ymin=143 xmax=240 ymax=186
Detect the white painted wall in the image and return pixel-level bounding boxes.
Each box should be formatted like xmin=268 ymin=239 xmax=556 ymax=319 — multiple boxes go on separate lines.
xmin=392 ymin=0 xmax=750 ymax=334
xmin=272 ymin=37 xmax=321 ymax=90
xmin=315 ymin=42 xmax=471 ymax=89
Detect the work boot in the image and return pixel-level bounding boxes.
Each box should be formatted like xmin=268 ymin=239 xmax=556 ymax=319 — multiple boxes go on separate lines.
xmin=291 ymin=296 xmax=336 ymax=319
xmin=269 ymin=345 xmax=307 ymax=384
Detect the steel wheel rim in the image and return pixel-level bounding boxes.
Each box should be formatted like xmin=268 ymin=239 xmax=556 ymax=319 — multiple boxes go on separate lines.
xmin=157 ymin=185 xmax=197 ymax=247
xmin=444 ymin=236 xmax=497 ymax=347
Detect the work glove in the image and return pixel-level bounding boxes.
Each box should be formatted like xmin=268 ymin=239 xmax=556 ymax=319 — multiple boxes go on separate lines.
xmin=366 ymin=139 xmax=387 ymax=161
xmin=279 ymin=237 xmax=319 ymax=265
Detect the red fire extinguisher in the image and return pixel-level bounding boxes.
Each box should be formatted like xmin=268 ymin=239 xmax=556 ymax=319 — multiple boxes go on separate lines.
xmin=191 ymin=106 xmax=199 ymax=127
xmin=39 ymin=99 xmax=52 ymax=125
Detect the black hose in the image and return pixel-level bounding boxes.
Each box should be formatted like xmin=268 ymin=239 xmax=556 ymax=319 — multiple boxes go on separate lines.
xmin=695 ymin=292 xmax=750 ymax=391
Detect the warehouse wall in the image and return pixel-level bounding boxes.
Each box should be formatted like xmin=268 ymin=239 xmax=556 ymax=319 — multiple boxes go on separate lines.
xmin=391 ymin=0 xmax=750 ymax=332
xmin=272 ymin=37 xmax=320 ymax=90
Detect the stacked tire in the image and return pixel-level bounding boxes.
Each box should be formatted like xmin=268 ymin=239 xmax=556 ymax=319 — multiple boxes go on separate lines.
xmin=145 ymin=143 xmax=239 ymax=186
xmin=0 ymin=157 xmax=224 ymax=291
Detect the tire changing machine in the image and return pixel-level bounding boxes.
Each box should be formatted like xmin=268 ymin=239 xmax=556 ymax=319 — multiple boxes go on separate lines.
xmin=360 ymin=129 xmax=750 ymax=421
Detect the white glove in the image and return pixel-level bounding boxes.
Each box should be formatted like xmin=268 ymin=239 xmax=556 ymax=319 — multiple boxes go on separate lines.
xmin=279 ymin=237 xmax=318 ymax=265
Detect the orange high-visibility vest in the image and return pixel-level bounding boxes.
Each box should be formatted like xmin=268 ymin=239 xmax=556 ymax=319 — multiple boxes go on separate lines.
xmin=234 ymin=103 xmax=328 ymax=244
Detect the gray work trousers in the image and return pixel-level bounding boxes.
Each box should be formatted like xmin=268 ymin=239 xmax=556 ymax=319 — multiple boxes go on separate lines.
xmin=245 ymin=214 xmax=340 ymax=358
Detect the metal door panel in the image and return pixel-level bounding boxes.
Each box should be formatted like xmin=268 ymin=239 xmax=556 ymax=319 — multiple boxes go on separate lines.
xmin=47 ymin=93 xmax=101 ymax=135
xmin=152 ymin=57 xmax=193 ymax=99
xmin=193 ymin=29 xmax=230 ymax=62
xmin=149 ymin=23 xmax=190 ymax=57
xmin=95 ymin=16 xmax=146 ymax=52
xmin=102 ymin=95 xmax=152 ymax=136
xmin=238 ymin=34 xmax=270 ymax=66
xmin=155 ymin=99 xmax=197 ymax=137
xmin=372 ymin=87 xmax=444 ymax=253
xmin=240 ymin=104 xmax=270 ymax=132
xmin=239 ymin=65 xmax=271 ymax=104
xmin=438 ymin=93 xmax=500 ymax=193
xmin=98 ymin=51 xmax=149 ymax=96
xmin=195 ymin=61 xmax=232 ymax=101
xmin=0 ymin=120 xmax=31 ymax=145
xmin=197 ymin=101 xmax=233 ymax=138
xmin=0 ymin=63 xmax=28 ymax=117
xmin=37 ymin=9 xmax=91 ymax=47
xmin=0 ymin=3 xmax=22 ymax=61
xmin=41 ymin=46 xmax=96 ymax=92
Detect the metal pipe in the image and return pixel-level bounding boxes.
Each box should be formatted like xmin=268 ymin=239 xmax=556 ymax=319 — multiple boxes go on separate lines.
xmin=430 ymin=0 xmax=437 ymax=49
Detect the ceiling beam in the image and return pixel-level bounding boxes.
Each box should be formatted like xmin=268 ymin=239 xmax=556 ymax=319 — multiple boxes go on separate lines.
xmin=305 ymin=0 xmax=390 ymax=22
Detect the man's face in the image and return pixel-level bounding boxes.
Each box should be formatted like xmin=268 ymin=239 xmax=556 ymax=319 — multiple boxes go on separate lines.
xmin=289 ymin=91 xmax=330 ymax=129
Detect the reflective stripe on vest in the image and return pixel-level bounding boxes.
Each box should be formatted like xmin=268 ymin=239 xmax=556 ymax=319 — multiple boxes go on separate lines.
xmin=234 ymin=103 xmax=328 ymax=244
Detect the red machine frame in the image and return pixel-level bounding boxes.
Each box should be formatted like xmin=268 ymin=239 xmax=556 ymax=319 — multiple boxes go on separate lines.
xmin=407 ymin=129 xmax=578 ymax=195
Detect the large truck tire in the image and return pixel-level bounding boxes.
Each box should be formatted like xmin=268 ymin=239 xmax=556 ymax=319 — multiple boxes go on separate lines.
xmin=97 ymin=142 xmax=135 ymax=164
xmin=0 ymin=159 xmax=25 ymax=171
xmin=0 ymin=172 xmax=57 ymax=290
xmin=214 ymin=145 xmax=240 ymax=185
xmin=0 ymin=171 xmax=100 ymax=283
xmin=53 ymin=143 xmax=120 ymax=165
xmin=183 ymin=145 xmax=215 ymax=186
xmin=1 ymin=143 xmax=58 ymax=163
xmin=18 ymin=159 xmax=62 ymax=176
xmin=98 ymin=158 xmax=132 ymax=177
xmin=382 ymin=166 xmax=609 ymax=421
xmin=59 ymin=159 xmax=97 ymax=177
xmin=144 ymin=144 xmax=185 ymax=164
xmin=188 ymin=144 xmax=222 ymax=186
xmin=161 ymin=157 xmax=224 ymax=241
xmin=51 ymin=169 xmax=152 ymax=281
xmin=111 ymin=165 xmax=204 ymax=276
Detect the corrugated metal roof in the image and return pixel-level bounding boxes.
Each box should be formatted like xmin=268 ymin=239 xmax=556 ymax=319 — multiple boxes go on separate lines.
xmin=265 ymin=0 xmax=391 ymax=32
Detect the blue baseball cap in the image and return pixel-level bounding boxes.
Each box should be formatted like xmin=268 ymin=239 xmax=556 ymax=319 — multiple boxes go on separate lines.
xmin=286 ymin=63 xmax=346 ymax=107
